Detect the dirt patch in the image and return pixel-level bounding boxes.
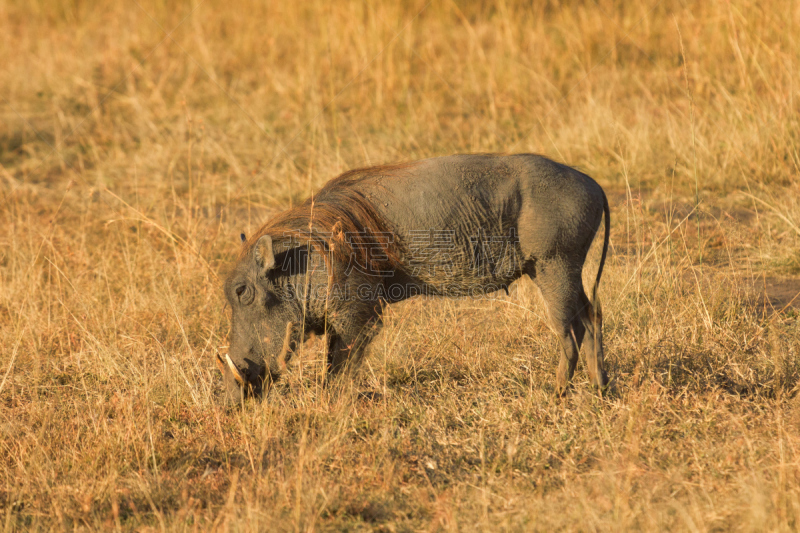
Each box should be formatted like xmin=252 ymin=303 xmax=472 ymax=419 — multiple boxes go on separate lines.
xmin=675 ymin=271 xmax=800 ymax=314
xmin=749 ymin=277 xmax=800 ymax=311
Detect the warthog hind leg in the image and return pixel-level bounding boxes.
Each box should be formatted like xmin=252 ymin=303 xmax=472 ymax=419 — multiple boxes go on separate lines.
xmin=530 ymin=259 xmax=605 ymax=395
xmin=577 ymin=291 xmax=609 ymax=390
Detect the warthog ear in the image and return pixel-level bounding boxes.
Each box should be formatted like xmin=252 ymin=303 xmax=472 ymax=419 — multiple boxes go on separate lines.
xmin=254 ymin=235 xmax=276 ymax=275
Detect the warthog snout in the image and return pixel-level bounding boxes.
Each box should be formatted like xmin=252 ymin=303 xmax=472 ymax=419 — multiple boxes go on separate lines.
xmin=216 ymin=321 xmax=298 ymax=404
xmin=215 ymin=352 xmax=269 ymax=403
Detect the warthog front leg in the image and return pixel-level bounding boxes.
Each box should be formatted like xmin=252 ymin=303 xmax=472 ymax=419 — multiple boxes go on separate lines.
xmin=325 ymin=314 xmax=383 ymax=380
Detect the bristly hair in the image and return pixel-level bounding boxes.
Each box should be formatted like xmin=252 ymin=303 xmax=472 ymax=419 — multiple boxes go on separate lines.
xmin=241 ymin=162 xmax=416 ymax=274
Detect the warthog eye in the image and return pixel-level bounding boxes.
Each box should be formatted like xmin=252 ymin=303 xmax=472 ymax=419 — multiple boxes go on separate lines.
xmin=236 ymin=283 xmax=254 ymax=305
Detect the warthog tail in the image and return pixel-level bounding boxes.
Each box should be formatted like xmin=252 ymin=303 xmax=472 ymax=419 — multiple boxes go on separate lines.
xmin=591 ymin=191 xmax=611 ymax=307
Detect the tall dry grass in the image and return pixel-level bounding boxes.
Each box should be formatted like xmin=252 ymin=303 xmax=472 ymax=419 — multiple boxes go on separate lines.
xmin=1 ymin=0 xmax=800 ymax=530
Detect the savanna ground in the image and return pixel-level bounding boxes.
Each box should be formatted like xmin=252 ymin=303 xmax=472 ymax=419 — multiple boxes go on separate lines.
xmin=1 ymin=0 xmax=800 ymax=530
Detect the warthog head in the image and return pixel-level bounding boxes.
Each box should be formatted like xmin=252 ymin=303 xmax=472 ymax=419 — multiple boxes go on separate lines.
xmin=218 ymin=234 xmax=301 ymax=403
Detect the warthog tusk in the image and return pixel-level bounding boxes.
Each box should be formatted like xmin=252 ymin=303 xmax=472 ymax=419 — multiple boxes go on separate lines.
xmin=225 ymin=353 xmax=245 ymax=385
xmin=215 ymin=353 xmax=226 ymax=374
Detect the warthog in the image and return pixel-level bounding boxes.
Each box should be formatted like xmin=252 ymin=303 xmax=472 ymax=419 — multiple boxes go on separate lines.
xmin=217 ymin=154 xmax=610 ymax=402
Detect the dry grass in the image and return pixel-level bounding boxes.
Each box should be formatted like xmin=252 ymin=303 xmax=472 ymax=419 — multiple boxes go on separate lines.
xmin=2 ymin=0 xmax=800 ymax=530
